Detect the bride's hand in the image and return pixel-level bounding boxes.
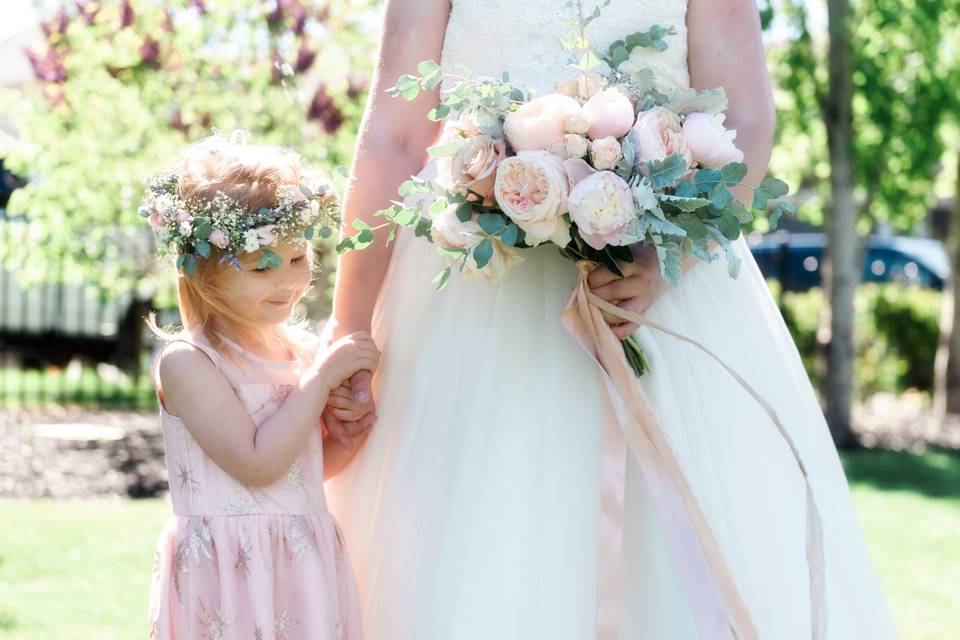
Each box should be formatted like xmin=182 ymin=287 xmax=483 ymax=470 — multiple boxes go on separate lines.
xmin=587 ymin=245 xmax=670 ymax=340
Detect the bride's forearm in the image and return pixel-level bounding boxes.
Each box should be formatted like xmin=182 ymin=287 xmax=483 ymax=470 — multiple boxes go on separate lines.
xmin=331 ymin=134 xmax=436 ymax=337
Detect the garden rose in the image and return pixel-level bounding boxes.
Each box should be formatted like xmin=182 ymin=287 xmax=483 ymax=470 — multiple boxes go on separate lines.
xmin=493 ymin=150 xmax=571 ymax=247
xmin=503 ymin=94 xmax=582 ymax=151
xmin=208 ymin=228 xmax=229 ymax=249
xmin=633 ymin=107 xmax=693 ymax=169
xmin=582 ymin=88 xmax=635 ymax=140
xmin=682 ymin=112 xmax=744 ymax=168
xmin=547 ymin=134 xmax=589 ymax=160
xmin=441 ymin=134 xmax=506 ymax=205
xmin=567 ymin=171 xmax=634 ymax=251
xmin=590 ymin=136 xmax=623 ymax=171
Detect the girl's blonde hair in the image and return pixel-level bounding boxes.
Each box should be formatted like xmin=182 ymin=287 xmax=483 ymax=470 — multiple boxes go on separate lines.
xmin=147 ymin=132 xmax=317 ymax=362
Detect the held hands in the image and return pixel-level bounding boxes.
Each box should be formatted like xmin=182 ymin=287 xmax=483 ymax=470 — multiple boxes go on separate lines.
xmin=588 ymin=245 xmax=670 ymax=340
xmin=315 ymin=325 xmax=379 ymax=452
xmin=309 ymin=332 xmax=381 ymax=398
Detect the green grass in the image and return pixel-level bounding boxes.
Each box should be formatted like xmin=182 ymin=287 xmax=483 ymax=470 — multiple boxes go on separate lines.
xmin=0 ymin=498 xmax=169 ymax=640
xmin=0 ymin=366 xmax=156 ymax=410
xmin=0 ymin=451 xmax=957 ymax=638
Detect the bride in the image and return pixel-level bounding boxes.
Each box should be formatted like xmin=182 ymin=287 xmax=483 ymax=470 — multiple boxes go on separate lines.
xmin=321 ymin=0 xmax=897 ymax=638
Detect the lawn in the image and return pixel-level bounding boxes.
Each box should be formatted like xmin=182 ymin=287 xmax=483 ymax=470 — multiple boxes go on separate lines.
xmin=0 ymin=450 xmax=957 ymax=639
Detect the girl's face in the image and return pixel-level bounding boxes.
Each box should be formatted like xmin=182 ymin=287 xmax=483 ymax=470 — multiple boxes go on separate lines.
xmin=218 ymin=242 xmax=313 ymax=326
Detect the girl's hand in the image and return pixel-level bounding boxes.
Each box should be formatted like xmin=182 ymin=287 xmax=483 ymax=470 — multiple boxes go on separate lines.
xmin=309 ymin=332 xmax=381 ymax=395
xmin=587 ymin=246 xmax=670 ymax=339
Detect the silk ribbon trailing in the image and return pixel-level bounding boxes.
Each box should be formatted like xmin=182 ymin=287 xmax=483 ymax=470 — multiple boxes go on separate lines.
xmin=560 ymin=261 xmax=826 ymax=640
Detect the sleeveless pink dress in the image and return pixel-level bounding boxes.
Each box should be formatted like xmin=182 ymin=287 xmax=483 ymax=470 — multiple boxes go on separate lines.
xmin=148 ymin=329 xmax=360 ymax=640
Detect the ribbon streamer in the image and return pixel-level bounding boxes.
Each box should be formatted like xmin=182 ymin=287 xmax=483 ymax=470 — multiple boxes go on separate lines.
xmin=560 ymin=261 xmax=826 ymax=640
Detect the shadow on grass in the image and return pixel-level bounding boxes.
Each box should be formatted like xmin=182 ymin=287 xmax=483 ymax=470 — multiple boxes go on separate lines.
xmin=841 ymin=448 xmax=960 ymax=500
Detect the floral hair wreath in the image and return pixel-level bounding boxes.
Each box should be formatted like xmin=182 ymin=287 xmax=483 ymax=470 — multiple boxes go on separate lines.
xmin=139 ymin=169 xmax=340 ymax=276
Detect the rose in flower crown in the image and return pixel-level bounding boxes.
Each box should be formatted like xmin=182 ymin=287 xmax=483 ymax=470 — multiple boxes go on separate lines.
xmin=139 ymin=137 xmax=340 ymax=276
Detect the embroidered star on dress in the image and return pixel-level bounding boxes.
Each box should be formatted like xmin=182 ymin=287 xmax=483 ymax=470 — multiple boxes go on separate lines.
xmin=249 ymin=384 xmax=294 ymax=416
xmin=223 ymin=485 xmax=265 ymax=515
xmin=198 ymin=599 xmax=228 ymax=640
xmin=274 ymin=603 xmax=297 ymax=639
xmin=287 ymin=515 xmax=318 ymax=563
xmin=285 ymin=460 xmax=307 ymax=492
xmin=235 ymin=544 xmax=253 ymax=575
xmin=176 ymin=462 xmax=200 ymax=491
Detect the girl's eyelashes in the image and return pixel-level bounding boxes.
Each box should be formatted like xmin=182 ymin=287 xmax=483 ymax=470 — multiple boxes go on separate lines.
xmin=291 ymin=254 xmax=307 ymax=264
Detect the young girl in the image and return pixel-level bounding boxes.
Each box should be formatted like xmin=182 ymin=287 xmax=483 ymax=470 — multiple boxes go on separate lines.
xmin=142 ymin=133 xmax=377 ymax=639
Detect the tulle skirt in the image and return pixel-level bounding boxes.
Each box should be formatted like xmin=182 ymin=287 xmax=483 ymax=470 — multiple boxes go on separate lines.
xmin=325 ymin=221 xmax=896 ymax=639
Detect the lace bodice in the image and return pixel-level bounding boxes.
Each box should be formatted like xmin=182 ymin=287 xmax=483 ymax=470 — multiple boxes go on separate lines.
xmin=441 ymin=0 xmax=690 ymax=94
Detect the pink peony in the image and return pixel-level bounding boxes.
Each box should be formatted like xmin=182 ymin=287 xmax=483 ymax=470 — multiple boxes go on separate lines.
xmin=633 ymin=107 xmax=693 ymax=169
xmin=582 ymin=88 xmax=635 ymax=140
xmin=567 ymin=171 xmax=635 ymax=251
xmin=503 ymin=94 xmax=582 ymax=151
xmin=493 ymin=150 xmax=571 ymax=247
xmin=682 ymin=112 xmax=745 ymax=168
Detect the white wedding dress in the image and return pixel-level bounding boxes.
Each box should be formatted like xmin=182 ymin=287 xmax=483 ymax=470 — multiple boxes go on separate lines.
xmin=326 ymin=1 xmax=897 ymax=638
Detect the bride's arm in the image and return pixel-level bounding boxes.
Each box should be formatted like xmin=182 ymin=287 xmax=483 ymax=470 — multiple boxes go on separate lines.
xmin=590 ymin=0 xmax=776 ymax=337
xmin=329 ymin=0 xmax=451 ymax=339
xmin=687 ymin=0 xmax=775 ymax=201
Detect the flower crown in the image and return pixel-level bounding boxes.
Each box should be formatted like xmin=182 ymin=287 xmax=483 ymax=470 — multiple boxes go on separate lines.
xmin=139 ymin=170 xmax=340 ymax=275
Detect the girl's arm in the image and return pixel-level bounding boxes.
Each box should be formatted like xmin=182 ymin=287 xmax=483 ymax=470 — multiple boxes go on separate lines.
xmin=327 ymin=0 xmax=451 ymax=340
xmin=589 ymin=0 xmax=776 ymax=337
xmin=321 ymin=434 xmax=359 ymax=480
xmin=159 ymin=334 xmax=379 ymax=487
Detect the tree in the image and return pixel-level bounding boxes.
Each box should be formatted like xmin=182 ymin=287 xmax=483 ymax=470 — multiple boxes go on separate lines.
xmin=0 ymin=0 xmax=374 ymax=302
xmin=768 ymin=0 xmax=957 ymax=445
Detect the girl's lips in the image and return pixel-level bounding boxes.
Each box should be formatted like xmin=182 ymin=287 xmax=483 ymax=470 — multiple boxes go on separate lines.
xmin=267 ymin=298 xmax=293 ymax=306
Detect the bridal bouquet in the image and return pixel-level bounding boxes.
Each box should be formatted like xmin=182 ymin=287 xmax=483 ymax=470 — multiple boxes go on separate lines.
xmin=339 ymin=4 xmax=794 ymax=375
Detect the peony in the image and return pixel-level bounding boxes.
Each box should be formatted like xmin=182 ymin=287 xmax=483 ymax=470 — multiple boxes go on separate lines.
xmin=208 ymin=228 xmax=229 ymax=249
xmin=176 ymin=210 xmax=192 ymax=223
xmin=147 ymin=210 xmax=165 ymax=228
xmin=431 ymin=205 xmax=483 ymax=251
xmin=493 ymin=150 xmax=571 ymax=247
xmin=682 ymin=112 xmax=744 ymax=168
xmin=439 ymin=134 xmax=506 ymax=205
xmin=503 ymin=94 xmax=582 ymax=151
xmin=581 ymin=88 xmax=635 ymax=140
xmin=633 ymin=107 xmax=693 ymax=169
xmin=567 ymin=171 xmax=635 ymax=251
xmin=590 ymin=136 xmax=623 ymax=171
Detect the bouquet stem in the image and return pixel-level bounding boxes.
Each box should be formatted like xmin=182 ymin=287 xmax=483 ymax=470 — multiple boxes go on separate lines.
xmin=622 ymin=334 xmax=651 ymax=377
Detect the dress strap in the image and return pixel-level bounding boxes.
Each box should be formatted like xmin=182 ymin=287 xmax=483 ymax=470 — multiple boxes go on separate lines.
xmin=151 ymin=329 xmax=238 ymax=398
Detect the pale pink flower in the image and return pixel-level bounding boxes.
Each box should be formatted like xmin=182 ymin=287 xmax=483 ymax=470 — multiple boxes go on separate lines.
xmin=493 ymin=150 xmax=571 ymax=247
xmin=255 ymin=224 xmax=277 ymax=246
xmin=438 ymin=134 xmax=506 ymax=206
xmin=682 ymin=112 xmax=744 ymax=168
xmin=633 ymin=107 xmax=693 ymax=169
xmin=208 ymin=228 xmax=229 ymax=249
xmin=582 ymin=88 xmax=635 ymax=140
xmin=590 ymin=136 xmax=623 ymax=171
xmin=568 ymin=171 xmax=634 ymax=251
xmin=503 ymin=94 xmax=582 ymax=151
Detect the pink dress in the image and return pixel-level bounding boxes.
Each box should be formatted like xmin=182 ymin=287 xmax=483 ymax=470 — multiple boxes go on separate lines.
xmin=148 ymin=329 xmax=360 ymax=640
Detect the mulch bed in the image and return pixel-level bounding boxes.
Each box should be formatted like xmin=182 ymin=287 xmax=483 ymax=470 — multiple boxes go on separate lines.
xmin=1 ymin=393 xmax=959 ymax=500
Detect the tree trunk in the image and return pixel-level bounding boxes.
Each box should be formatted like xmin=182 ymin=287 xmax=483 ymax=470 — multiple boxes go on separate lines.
xmin=939 ymin=157 xmax=960 ymax=416
xmin=823 ymin=0 xmax=859 ymax=447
